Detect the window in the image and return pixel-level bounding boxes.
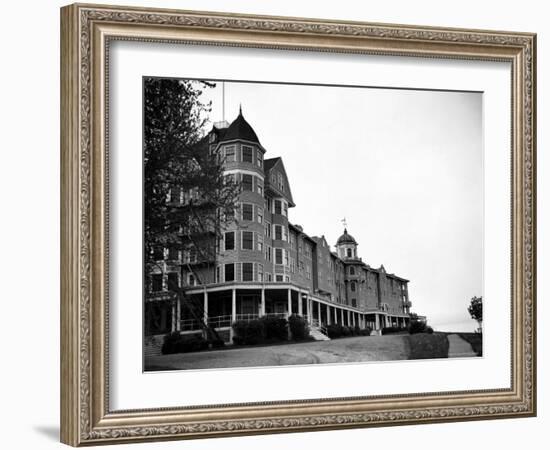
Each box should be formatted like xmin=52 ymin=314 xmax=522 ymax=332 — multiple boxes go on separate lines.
xmin=242 ymin=174 xmax=253 ymax=191
xmin=352 ymin=298 xmax=357 ymax=307
xmin=257 ymin=235 xmax=263 ymax=252
xmin=224 ymin=231 xmax=235 ymax=251
xmin=274 ymin=225 xmax=283 ymax=241
xmin=350 ymin=267 xmax=355 ymax=275
xmin=290 ymin=234 xmax=296 ymax=250
xmin=277 ymin=172 xmax=284 ymax=191
xmin=351 ymin=281 xmax=356 ymax=292
xmin=274 ymin=199 xmax=282 ymax=215
xmin=242 ymin=203 xmax=253 ymax=221
xmin=242 ymin=231 xmax=254 ymax=250
xmin=266 ymin=273 xmax=272 ymax=282
xmin=275 ymin=274 xmax=284 ymax=282
xmin=256 ymin=151 xmax=263 ymax=167
xmin=225 ymin=145 xmax=236 ymax=162
xmin=283 ymin=202 xmax=288 ymax=217
xmin=304 ymin=244 xmax=311 ymax=258
xmin=153 ymin=246 xmax=164 ymax=260
xmin=257 ymin=264 xmax=264 ymax=282
xmin=265 ymin=245 xmax=272 ymax=261
xmin=151 ymin=274 xmax=163 ymax=291
xmin=266 ymin=197 xmax=272 ymax=213
xmin=290 ymin=257 xmax=296 ymax=273
xmin=265 ymin=221 xmax=271 ymax=238
xmin=347 ymin=248 xmax=352 ymax=257
xmin=305 ymin=264 xmax=311 ymax=280
xmin=242 ymin=145 xmax=253 ymax=163
xmin=187 ymin=273 xmax=195 ymax=286
xmin=167 ymin=272 xmax=179 ymax=290
xmin=256 ymin=178 xmax=264 ymax=196
xmin=188 ymin=246 xmax=197 ymax=263
xmin=257 ymin=207 xmax=263 ymax=224
xmin=284 ymin=249 xmax=289 ymax=267
xmin=275 ymin=248 xmax=283 ymax=265
xmin=215 ymin=266 xmax=220 ymax=283
xmin=167 ymin=246 xmax=179 ymax=260
xmin=242 ymin=263 xmax=254 ymax=281
xmin=225 ymin=263 xmax=235 ymax=282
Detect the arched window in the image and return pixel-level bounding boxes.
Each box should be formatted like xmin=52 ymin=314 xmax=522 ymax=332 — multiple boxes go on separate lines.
xmin=347 ymin=248 xmax=352 ymax=257
xmin=351 ymin=281 xmax=356 ymax=292
xmin=350 ymin=267 xmax=355 ymax=275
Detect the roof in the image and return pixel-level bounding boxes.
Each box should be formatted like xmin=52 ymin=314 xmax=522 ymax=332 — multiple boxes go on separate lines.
xmin=221 ymin=108 xmax=260 ymax=144
xmin=336 ymin=228 xmax=357 ymax=246
xmin=263 ymin=157 xmax=280 ymax=173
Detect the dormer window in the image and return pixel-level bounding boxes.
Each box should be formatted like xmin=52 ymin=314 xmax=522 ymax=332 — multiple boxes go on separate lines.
xmin=347 ymin=248 xmax=352 ymax=258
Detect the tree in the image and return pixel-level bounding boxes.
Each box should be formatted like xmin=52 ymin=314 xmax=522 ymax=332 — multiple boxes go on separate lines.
xmin=144 ymin=78 xmax=240 ymax=336
xmin=144 ymin=77 xmax=239 ymax=276
xmin=468 ymin=296 xmax=483 ymax=333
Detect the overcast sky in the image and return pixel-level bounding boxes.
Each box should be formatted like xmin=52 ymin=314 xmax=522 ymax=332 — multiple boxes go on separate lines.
xmin=197 ymin=80 xmax=482 ymax=332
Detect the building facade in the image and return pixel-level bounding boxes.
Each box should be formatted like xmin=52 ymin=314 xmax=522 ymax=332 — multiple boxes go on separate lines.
xmin=145 ymin=109 xmax=421 ymax=341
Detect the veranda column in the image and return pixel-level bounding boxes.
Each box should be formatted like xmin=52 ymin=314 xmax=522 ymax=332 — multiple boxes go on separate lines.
xmin=334 ymin=307 xmax=338 ymax=324
xmin=306 ymin=295 xmax=312 ymax=324
xmin=327 ymin=305 xmax=332 ymax=325
xmin=298 ymin=292 xmax=303 ymax=318
xmin=375 ymin=314 xmax=380 ymax=331
xmin=341 ymin=308 xmax=345 ymax=325
xmin=317 ymin=302 xmax=322 ymax=325
xmin=260 ymin=288 xmax=266 ymax=317
xmin=230 ymin=288 xmax=237 ymax=343
xmin=347 ymin=310 xmax=351 ymax=327
xmin=203 ymin=290 xmax=209 ymax=326
xmin=176 ymin=298 xmax=181 ymax=331
xmin=171 ymin=301 xmax=177 ymax=332
xmin=287 ymin=289 xmax=292 ymax=318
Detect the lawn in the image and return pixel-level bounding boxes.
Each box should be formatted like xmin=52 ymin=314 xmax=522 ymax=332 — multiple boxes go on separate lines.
xmin=406 ymin=333 xmax=450 ymax=359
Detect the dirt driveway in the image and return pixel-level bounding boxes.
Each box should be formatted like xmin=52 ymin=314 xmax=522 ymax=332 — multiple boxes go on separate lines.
xmin=145 ymin=335 xmax=411 ymax=371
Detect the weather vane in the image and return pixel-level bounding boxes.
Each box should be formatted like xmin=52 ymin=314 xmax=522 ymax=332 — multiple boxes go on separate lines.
xmin=341 ymin=217 xmax=347 ymax=228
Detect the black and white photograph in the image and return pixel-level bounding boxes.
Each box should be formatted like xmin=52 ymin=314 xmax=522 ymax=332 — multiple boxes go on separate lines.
xmin=143 ymin=77 xmax=483 ymax=371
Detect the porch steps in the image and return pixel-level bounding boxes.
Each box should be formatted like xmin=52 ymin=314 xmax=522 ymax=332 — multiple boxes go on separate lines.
xmin=144 ymin=335 xmax=164 ymax=357
xmin=310 ymin=327 xmax=331 ymax=341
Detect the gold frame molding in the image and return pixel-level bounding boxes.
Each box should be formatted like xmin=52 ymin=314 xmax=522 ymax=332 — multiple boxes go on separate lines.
xmin=60 ymin=3 xmax=536 ymax=446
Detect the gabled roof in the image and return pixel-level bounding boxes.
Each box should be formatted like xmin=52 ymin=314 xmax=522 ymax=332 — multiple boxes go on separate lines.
xmin=264 ymin=157 xmax=295 ymax=206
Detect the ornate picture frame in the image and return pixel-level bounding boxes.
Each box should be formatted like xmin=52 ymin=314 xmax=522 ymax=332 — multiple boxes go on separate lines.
xmin=60 ymin=3 xmax=536 ymax=446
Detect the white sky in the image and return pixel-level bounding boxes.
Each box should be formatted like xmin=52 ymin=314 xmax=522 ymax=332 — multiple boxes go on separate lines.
xmin=198 ymin=80 xmax=482 ymax=332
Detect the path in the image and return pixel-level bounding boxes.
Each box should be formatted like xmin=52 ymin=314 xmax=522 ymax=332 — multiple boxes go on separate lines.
xmin=447 ymin=334 xmax=478 ymax=358
xmin=145 ymin=335 xmax=410 ymax=371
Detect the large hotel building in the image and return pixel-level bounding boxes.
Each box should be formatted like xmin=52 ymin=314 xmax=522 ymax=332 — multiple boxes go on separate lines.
xmin=145 ymin=109 xmax=422 ymax=344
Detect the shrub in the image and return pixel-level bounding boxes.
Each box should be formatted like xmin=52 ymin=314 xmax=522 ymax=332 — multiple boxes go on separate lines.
xmin=408 ymin=319 xmax=428 ymax=334
xmin=353 ymin=325 xmax=362 ymax=336
xmin=232 ymin=319 xmax=265 ymax=345
xmin=381 ymin=326 xmax=405 ymax=335
xmin=359 ymin=327 xmax=372 ymax=336
xmin=342 ymin=326 xmax=352 ymax=337
xmin=425 ymin=326 xmax=434 ymax=334
xmin=161 ymin=332 xmax=208 ymax=354
xmin=326 ymin=323 xmax=344 ymax=339
xmin=288 ymin=314 xmax=310 ymax=341
xmin=210 ymin=338 xmax=225 ymax=349
xmin=261 ymin=316 xmax=288 ymax=341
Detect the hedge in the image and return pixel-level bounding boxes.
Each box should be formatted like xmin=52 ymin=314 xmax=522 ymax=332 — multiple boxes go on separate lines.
xmin=161 ymin=332 xmax=208 ymax=354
